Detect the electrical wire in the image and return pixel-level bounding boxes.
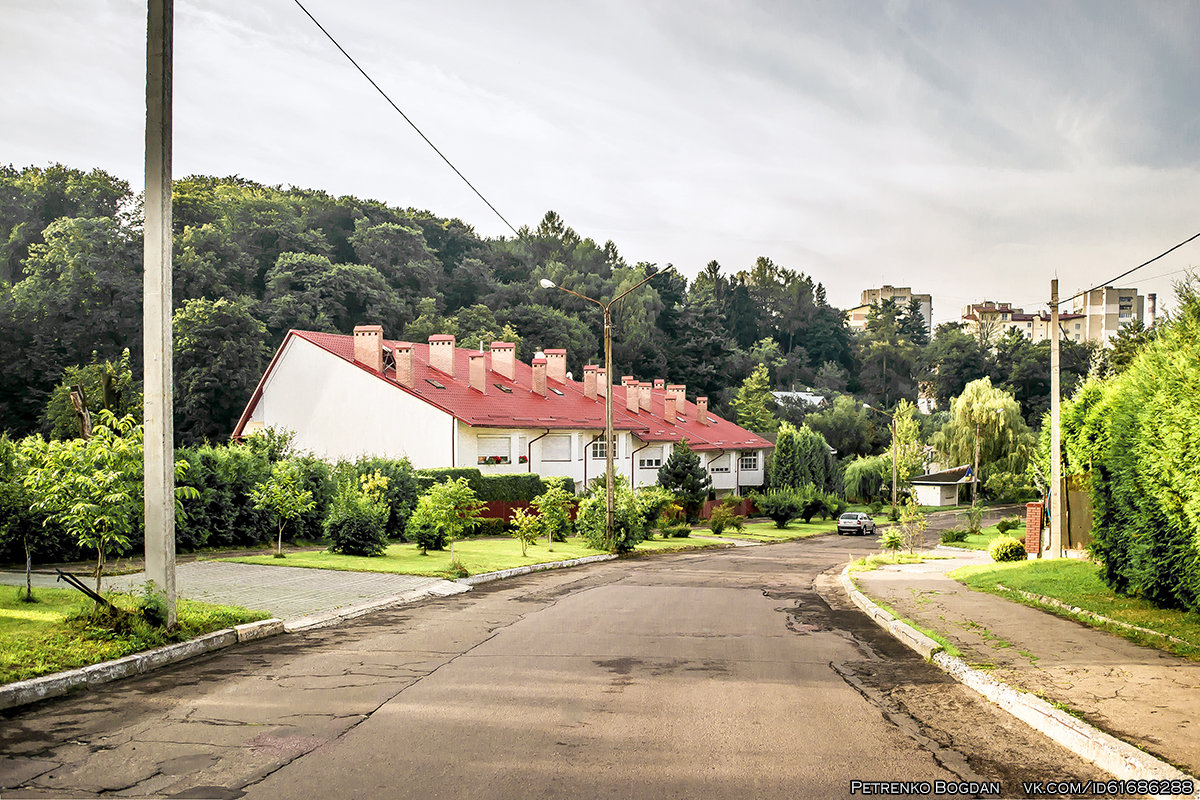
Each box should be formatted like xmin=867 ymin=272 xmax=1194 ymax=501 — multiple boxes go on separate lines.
xmin=1054 ymin=230 xmax=1200 ymax=307
xmin=292 ymin=0 xmax=522 ymax=238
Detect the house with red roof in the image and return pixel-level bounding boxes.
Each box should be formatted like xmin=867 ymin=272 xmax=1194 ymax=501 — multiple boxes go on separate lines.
xmin=233 ymin=325 xmax=772 ymax=494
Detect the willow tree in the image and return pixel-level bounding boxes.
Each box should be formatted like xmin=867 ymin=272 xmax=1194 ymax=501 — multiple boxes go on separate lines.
xmin=931 ymin=378 xmax=1033 ymax=501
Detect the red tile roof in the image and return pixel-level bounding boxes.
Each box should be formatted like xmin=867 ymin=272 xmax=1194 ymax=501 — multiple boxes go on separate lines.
xmin=235 ymin=331 xmax=772 ymax=452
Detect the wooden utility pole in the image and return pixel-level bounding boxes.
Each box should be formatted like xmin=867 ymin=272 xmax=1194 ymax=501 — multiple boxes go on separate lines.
xmin=1048 ymin=279 xmax=1063 ymax=558
xmin=144 ymin=0 xmax=177 ymax=625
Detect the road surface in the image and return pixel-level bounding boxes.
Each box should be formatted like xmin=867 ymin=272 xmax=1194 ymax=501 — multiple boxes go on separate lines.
xmin=2 ymin=532 xmax=1107 ymax=799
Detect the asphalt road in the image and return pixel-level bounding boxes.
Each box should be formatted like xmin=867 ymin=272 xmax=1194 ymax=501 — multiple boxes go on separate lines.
xmin=2 ymin=531 xmax=1108 ymax=799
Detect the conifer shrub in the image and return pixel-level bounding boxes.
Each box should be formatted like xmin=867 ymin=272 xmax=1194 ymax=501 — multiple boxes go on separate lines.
xmin=988 ymin=535 xmax=1026 ymax=563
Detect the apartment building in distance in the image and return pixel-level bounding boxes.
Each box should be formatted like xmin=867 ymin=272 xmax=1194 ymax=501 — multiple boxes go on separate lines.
xmin=1071 ymin=286 xmax=1152 ymax=343
xmin=961 ymin=300 xmax=1088 ymax=344
xmin=846 ymin=285 xmax=933 ymax=334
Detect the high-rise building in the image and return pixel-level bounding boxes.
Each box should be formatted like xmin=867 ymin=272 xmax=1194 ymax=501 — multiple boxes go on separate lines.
xmin=1071 ymin=286 xmax=1145 ymax=343
xmin=847 ymin=285 xmax=932 ymax=334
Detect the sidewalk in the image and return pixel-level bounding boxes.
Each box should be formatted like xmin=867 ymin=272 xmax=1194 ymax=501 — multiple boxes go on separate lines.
xmin=853 ymin=546 xmax=1200 ymax=777
xmin=0 ymin=561 xmax=458 ymax=622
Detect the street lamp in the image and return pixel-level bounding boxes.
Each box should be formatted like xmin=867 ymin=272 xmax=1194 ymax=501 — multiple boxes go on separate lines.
xmin=539 ymin=267 xmax=674 ymax=549
xmin=864 ymin=403 xmax=898 ymax=517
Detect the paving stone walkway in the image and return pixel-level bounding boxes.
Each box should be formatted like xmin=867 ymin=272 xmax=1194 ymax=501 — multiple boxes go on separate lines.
xmin=0 ymin=561 xmax=450 ymax=621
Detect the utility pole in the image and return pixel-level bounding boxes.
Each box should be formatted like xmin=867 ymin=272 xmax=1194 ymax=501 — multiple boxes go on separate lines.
xmin=1048 ymin=279 xmax=1063 ymax=558
xmin=144 ymin=0 xmax=177 ymax=625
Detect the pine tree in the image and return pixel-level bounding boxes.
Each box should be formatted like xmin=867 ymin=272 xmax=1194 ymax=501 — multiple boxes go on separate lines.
xmin=657 ymin=440 xmax=711 ymax=521
xmin=769 ymin=423 xmax=800 ymax=489
xmin=729 ymin=363 xmax=778 ymax=435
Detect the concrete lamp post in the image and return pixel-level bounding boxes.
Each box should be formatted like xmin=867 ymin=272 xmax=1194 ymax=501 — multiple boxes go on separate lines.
xmin=864 ymin=403 xmax=898 ymax=517
xmin=539 ymin=268 xmax=673 ymax=549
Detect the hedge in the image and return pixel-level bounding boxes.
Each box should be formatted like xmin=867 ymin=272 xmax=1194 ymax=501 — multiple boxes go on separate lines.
xmin=415 ymin=468 xmax=574 ymax=502
xmin=1052 ymin=284 xmax=1200 ymax=612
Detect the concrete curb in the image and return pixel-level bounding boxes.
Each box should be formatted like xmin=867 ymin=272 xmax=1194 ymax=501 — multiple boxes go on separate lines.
xmin=285 ymin=580 xmax=472 ymax=632
xmin=839 ymin=564 xmax=1199 ymax=790
xmin=457 ymin=554 xmax=618 ymax=586
xmin=0 ymin=617 xmax=284 ymax=712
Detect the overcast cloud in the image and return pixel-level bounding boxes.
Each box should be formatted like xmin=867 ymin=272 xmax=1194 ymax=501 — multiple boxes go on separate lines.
xmin=3 ymin=0 xmax=1198 ymax=321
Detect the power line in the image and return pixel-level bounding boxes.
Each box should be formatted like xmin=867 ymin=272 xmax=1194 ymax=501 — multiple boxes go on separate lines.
xmin=292 ymin=0 xmax=522 ymax=238
xmin=1055 ymin=230 xmax=1200 ymax=307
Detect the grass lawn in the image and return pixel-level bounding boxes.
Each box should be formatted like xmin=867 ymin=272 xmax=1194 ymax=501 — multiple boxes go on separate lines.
xmin=1 ymin=585 xmax=269 ymax=684
xmin=715 ymin=518 xmax=838 ymax=542
xmin=847 ymin=552 xmax=950 ymax=574
xmin=949 ymin=559 xmax=1200 ymax=660
xmin=941 ymin=521 xmax=1025 ymax=551
xmin=224 ymin=535 xmax=727 ymax=578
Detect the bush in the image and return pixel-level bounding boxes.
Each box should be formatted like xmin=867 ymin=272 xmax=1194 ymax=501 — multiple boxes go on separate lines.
xmin=473 ymin=517 xmax=508 ymax=537
xmin=879 ymin=528 xmax=904 ymax=558
xmin=988 ymin=535 xmax=1027 ymax=562
xmin=575 ymin=479 xmax=646 ymax=553
xmin=965 ymin=502 xmax=984 ymax=534
xmin=995 ymin=515 xmax=1022 ymax=536
xmin=414 ymin=469 xmax=566 ymax=503
xmin=749 ymin=489 xmax=802 ymax=528
xmin=325 ymin=480 xmax=389 ymax=556
xmin=633 ymin=486 xmax=675 ymax=533
xmin=659 ymin=521 xmax=692 ymax=538
xmin=940 ymin=528 xmax=968 ymax=544
xmin=708 ymin=505 xmax=738 ymax=536
xmin=868 ymin=499 xmax=884 ymax=515
xmin=344 ymin=457 xmax=420 ymax=539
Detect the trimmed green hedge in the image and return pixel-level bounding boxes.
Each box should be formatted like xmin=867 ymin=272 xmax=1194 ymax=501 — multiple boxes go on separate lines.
xmin=1050 ymin=285 xmax=1200 ymax=612
xmin=415 ymin=468 xmax=575 ymax=502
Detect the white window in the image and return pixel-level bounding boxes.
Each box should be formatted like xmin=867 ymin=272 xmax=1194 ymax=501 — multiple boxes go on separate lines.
xmin=542 ymin=434 xmax=571 ymax=462
xmin=709 ymin=454 xmax=730 ymax=474
xmin=638 ymin=446 xmax=663 ymax=470
xmin=477 ymin=436 xmax=510 ymax=465
xmin=739 ymin=452 xmax=759 ymax=471
xmin=591 ymin=440 xmax=607 ymax=459
xmin=517 ymin=435 xmax=528 ymax=465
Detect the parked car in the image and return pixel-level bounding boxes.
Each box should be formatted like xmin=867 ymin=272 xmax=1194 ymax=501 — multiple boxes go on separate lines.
xmin=837 ymin=512 xmax=877 ymax=535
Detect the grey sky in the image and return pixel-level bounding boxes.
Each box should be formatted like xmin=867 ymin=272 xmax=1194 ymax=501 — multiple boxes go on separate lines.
xmin=3 ymin=0 xmax=1198 ymax=322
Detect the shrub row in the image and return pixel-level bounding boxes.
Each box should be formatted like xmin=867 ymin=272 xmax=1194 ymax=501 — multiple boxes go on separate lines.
xmin=415 ymin=468 xmax=574 ymax=502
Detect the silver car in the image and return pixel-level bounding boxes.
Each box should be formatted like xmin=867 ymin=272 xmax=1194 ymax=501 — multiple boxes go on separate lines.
xmin=837 ymin=512 xmax=877 ymax=535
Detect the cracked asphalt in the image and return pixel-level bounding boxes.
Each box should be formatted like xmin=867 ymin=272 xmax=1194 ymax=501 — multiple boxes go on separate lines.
xmin=1 ymin=535 xmax=1110 ymax=799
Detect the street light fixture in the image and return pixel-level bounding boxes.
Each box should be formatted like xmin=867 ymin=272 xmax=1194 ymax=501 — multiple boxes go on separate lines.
xmin=539 ymin=267 xmax=674 ymax=549
xmin=864 ymin=403 xmax=898 ymax=517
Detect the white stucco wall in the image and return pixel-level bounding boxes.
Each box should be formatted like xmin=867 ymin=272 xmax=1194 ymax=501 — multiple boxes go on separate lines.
xmin=914 ymin=483 xmax=959 ymax=507
xmin=252 ymin=337 xmax=455 ymax=467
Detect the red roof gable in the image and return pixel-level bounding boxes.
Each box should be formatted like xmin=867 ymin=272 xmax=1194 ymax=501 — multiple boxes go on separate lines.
xmin=235 ymin=330 xmax=772 ymax=452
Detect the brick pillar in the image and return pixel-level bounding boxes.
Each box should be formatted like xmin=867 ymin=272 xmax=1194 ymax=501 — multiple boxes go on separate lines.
xmin=1025 ymin=502 xmax=1043 ymax=556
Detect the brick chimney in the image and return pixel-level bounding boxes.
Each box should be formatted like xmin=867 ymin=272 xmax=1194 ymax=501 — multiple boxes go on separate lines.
xmin=597 ymin=367 xmax=607 ymax=398
xmin=584 ymin=365 xmax=598 ymax=400
xmin=664 ymin=394 xmax=677 ymax=421
xmin=622 ymin=375 xmax=636 ymax=387
xmin=653 ymin=379 xmax=665 ymax=390
xmin=353 ymin=325 xmax=384 ymax=373
xmin=428 ymin=334 xmax=455 ymax=377
xmin=532 ymin=357 xmax=547 ymax=396
xmin=666 ymin=384 xmax=686 ymax=403
xmin=545 ymin=348 xmax=567 ymax=383
xmin=394 ymin=342 xmax=414 ymax=389
xmin=696 ymin=397 xmax=708 ymax=424
xmin=491 ymin=341 xmax=515 ymax=380
xmin=638 ymin=382 xmax=651 ymax=412
xmin=468 ymin=352 xmax=486 ymax=393
xmin=625 ymin=382 xmax=639 ymax=413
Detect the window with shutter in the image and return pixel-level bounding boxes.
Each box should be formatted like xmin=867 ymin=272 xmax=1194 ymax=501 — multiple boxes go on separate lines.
xmin=542 ymin=434 xmax=571 ymax=462
xmin=477 ymin=436 xmax=511 ymax=465
xmin=638 ymin=446 xmax=663 ymax=470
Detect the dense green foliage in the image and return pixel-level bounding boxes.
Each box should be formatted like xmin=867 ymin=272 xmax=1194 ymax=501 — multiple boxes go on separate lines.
xmin=988 ymin=535 xmax=1027 ymax=563
xmin=324 ymin=473 xmax=390 ymax=557
xmin=575 ymin=480 xmax=652 ymax=553
xmin=1052 ymin=284 xmax=1200 ymax=612
xmin=656 ymin=440 xmax=711 ymax=521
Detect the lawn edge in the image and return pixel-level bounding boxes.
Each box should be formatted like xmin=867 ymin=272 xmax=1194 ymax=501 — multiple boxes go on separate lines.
xmin=838 ymin=563 xmax=1199 ymax=788
xmin=0 ymin=618 xmax=284 ymax=712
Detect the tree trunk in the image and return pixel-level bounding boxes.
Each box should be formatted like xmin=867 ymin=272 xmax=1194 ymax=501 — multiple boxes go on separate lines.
xmin=95 ymin=545 xmax=104 ymax=595
xmin=277 ymin=522 xmax=284 ymax=556
xmin=24 ymin=541 xmax=33 ymax=601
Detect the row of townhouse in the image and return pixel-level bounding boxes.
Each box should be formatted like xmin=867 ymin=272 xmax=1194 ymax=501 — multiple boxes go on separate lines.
xmin=233 ymin=325 xmax=773 ymax=495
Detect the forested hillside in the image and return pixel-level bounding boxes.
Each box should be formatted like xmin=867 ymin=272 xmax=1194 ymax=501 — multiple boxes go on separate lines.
xmin=0 ymin=163 xmax=1096 ymax=447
